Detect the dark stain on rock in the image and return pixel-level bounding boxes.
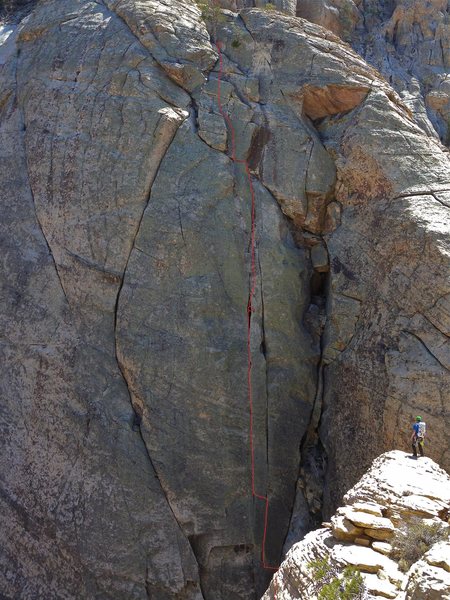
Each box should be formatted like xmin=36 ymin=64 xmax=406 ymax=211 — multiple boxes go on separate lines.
xmin=248 ymin=125 xmax=271 ymax=173
xmin=332 ymin=256 xmax=357 ymax=281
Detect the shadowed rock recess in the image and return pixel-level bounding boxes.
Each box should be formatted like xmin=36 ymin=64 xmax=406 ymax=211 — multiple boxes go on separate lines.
xmin=0 ymin=1 xmax=448 ymax=599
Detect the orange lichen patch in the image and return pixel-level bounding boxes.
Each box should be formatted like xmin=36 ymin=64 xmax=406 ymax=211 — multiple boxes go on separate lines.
xmin=18 ymin=26 xmax=50 ymax=42
xmin=336 ymin=146 xmax=394 ymax=205
xmin=302 ymin=84 xmax=370 ymax=120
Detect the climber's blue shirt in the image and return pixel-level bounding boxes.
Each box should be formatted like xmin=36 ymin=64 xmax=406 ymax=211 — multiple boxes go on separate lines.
xmin=413 ymin=423 xmax=420 ymax=435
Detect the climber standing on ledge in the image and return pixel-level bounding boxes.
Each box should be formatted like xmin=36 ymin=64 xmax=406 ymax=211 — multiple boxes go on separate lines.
xmin=411 ymin=416 xmax=426 ymax=458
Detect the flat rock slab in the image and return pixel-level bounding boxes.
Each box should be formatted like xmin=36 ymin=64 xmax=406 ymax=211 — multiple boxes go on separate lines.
xmin=339 ymin=507 xmax=395 ymax=532
xmin=331 ymin=514 xmax=363 ymax=541
xmin=405 ymin=561 xmax=450 ymax=600
xmin=362 ymin=573 xmax=398 ymax=599
xmin=372 ymin=541 xmax=393 ymax=556
xmin=332 ymin=544 xmax=404 ymax=585
xmin=344 ymin=452 xmax=450 ymax=520
xmin=351 ymin=502 xmax=383 ymax=517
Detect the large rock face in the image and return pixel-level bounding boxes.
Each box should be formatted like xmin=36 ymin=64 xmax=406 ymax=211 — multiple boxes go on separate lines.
xmin=0 ymin=1 xmax=449 ymax=599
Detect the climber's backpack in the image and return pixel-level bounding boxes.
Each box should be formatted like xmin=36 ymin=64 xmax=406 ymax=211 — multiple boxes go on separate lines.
xmin=417 ymin=422 xmax=426 ymax=438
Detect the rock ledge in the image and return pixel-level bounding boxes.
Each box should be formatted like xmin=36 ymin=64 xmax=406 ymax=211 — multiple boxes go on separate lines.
xmin=264 ymin=451 xmax=450 ymax=599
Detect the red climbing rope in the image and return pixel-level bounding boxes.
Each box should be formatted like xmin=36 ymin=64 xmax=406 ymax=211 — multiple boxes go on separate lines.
xmin=216 ymin=42 xmax=279 ymax=596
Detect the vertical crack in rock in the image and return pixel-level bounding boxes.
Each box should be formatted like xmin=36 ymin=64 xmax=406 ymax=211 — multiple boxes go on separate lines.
xmin=112 ymin=109 xmax=206 ymax=598
xmin=403 ymin=330 xmax=450 ymax=373
xmin=257 ymin=252 xmax=270 ymax=471
xmin=189 ymin=95 xmax=200 ymax=134
xmin=113 ymin=341 xmax=205 ymax=598
xmin=283 ymin=250 xmax=329 ymax=553
xmin=26 ymin=170 xmax=70 ymax=305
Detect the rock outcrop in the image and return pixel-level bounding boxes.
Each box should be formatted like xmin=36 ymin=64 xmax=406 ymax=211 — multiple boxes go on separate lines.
xmin=294 ymin=0 xmax=450 ymax=146
xmin=214 ymin=1 xmax=450 ymax=146
xmin=264 ymin=451 xmax=450 ymax=599
xmin=0 ymin=1 xmax=449 ymax=599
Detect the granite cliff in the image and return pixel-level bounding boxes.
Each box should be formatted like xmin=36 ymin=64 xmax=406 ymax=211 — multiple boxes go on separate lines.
xmin=0 ymin=1 xmax=449 ymax=599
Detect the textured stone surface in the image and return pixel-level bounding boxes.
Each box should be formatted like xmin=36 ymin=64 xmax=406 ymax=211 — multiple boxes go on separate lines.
xmin=373 ymin=541 xmax=393 ymax=556
xmin=352 ymin=502 xmax=383 ymax=517
xmin=425 ymin=541 xmax=450 ymax=573
xmin=317 ymin=89 xmax=450 ymax=513
xmin=331 ymin=514 xmax=364 ymax=541
xmin=404 ymin=555 xmax=450 ymax=600
xmin=338 ymin=507 xmax=395 ymax=534
xmin=1 ymin=1 xmax=320 ymax=598
xmin=116 ymin=120 xmax=316 ymax=597
xmin=1 ymin=1 xmax=449 ymax=598
xmin=0 ymin=2 xmax=207 ymax=599
xmin=263 ymin=452 xmax=450 ymax=599
xmin=296 ymin=0 xmax=450 ymax=146
xmin=363 ymin=573 xmax=398 ymax=598
xmin=333 ymin=545 xmax=403 ymax=581
xmin=344 ymin=451 xmax=450 ymax=520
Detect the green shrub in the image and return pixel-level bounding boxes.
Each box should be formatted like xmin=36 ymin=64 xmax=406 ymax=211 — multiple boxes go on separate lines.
xmin=264 ymin=2 xmax=277 ymax=11
xmin=391 ymin=518 xmax=448 ymax=572
xmin=194 ymin=0 xmax=225 ymax=25
xmin=310 ymin=557 xmax=332 ymax=582
xmin=309 ymin=557 xmax=367 ymax=599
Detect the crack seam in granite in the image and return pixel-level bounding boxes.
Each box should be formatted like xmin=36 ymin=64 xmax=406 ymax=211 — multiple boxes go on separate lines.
xmin=403 ymin=330 xmax=449 ymax=372
xmin=110 ymin=106 xmax=203 ymax=597
xmin=257 ymin=251 xmax=270 ymax=473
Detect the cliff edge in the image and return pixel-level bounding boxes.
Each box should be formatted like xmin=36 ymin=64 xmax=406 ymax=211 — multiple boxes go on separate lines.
xmin=265 ymin=450 xmax=450 ymax=599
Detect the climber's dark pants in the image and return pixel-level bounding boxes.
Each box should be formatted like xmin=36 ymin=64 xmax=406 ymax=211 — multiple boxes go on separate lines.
xmin=412 ymin=436 xmax=424 ymax=457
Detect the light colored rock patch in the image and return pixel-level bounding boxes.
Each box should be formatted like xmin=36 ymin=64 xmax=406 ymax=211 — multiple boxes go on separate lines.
xmin=372 ymin=542 xmax=393 ymax=556
xmin=363 ymin=572 xmax=399 ymax=598
xmin=404 ymin=559 xmax=450 ymax=600
xmin=263 ymin=452 xmax=449 ymax=599
xmin=424 ymin=541 xmax=450 ymax=573
xmin=332 ymin=545 xmax=403 ymax=583
xmin=332 ymin=514 xmax=364 ymax=541
xmin=338 ymin=507 xmax=395 ymax=533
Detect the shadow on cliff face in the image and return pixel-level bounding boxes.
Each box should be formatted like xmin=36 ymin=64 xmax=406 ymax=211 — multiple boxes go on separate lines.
xmin=0 ymin=0 xmax=39 ymax=23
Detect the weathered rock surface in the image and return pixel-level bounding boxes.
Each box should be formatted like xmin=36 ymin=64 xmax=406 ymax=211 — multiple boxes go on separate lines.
xmin=0 ymin=1 xmax=449 ymax=599
xmin=403 ymin=542 xmax=450 ymax=600
xmin=295 ymin=0 xmax=450 ymax=145
xmin=263 ymin=451 xmax=450 ymax=599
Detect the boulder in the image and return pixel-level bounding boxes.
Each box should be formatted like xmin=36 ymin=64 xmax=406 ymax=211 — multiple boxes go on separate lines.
xmin=340 ymin=507 xmax=395 ymax=533
xmin=372 ymin=542 xmax=393 ymax=556
xmin=332 ymin=545 xmax=403 ymax=584
xmin=331 ymin=514 xmax=363 ymax=541
xmin=404 ymin=559 xmax=450 ymax=600
xmin=351 ymin=502 xmax=384 ymax=517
